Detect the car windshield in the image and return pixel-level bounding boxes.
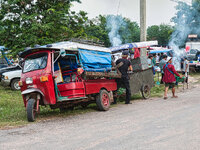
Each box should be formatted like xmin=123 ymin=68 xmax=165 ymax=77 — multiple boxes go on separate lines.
xmin=23 ymin=53 xmax=48 ymax=73
xmin=190 ymin=49 xmax=197 ymax=54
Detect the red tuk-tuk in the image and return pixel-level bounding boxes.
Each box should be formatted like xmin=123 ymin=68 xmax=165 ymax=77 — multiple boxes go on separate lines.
xmin=19 ymin=42 xmax=118 ymax=122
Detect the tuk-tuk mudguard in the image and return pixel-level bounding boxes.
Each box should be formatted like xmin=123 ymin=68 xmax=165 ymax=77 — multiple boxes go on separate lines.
xmin=21 ymin=88 xmax=44 ymax=96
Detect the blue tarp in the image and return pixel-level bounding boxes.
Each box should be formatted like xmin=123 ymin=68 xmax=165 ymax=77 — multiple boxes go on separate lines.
xmin=78 ymin=49 xmax=112 ymax=72
xmin=149 ymin=49 xmax=172 ymax=54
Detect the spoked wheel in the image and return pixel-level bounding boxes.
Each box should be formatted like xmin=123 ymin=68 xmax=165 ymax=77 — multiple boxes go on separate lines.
xmin=96 ymin=89 xmax=110 ymax=111
xmin=141 ymin=85 xmax=151 ymax=99
xmin=27 ymin=99 xmax=37 ymax=122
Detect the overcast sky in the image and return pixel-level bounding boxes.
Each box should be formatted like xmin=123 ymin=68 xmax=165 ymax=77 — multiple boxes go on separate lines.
xmin=71 ymin=0 xmax=191 ymax=27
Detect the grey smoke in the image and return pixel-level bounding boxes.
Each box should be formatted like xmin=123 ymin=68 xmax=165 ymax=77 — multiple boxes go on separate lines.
xmin=169 ymin=1 xmax=199 ymax=70
xmin=106 ymin=15 xmax=126 ymax=47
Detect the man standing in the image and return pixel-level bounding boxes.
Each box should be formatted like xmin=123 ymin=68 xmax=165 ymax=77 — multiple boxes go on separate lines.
xmin=114 ymin=50 xmax=133 ymax=104
xmin=163 ymin=57 xmax=182 ymax=99
xmin=159 ymin=52 xmax=164 ymax=61
xmin=148 ymin=54 xmax=155 ymax=75
xmin=182 ymin=56 xmax=189 ymax=83
xmin=159 ymin=55 xmax=167 ymax=84
xmin=152 ymin=54 xmax=157 ymax=66
xmin=147 ymin=54 xmax=153 ymax=67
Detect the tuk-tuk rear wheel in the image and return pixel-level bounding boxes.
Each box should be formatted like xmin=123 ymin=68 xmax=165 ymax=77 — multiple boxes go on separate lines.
xmin=27 ymin=99 xmax=37 ymax=122
xmin=96 ymin=89 xmax=110 ymax=111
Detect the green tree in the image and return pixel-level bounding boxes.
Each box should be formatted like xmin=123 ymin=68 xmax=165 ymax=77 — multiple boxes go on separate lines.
xmin=147 ymin=24 xmax=173 ymax=46
xmin=120 ymin=18 xmax=140 ymax=43
xmin=84 ymin=15 xmax=111 ymax=47
xmin=0 ymin=0 xmax=82 ymax=54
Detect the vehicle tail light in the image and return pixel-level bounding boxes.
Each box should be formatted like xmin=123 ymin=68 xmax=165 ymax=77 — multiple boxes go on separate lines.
xmin=40 ymin=76 xmax=48 ymax=82
xmin=19 ymin=80 xmax=23 ymax=87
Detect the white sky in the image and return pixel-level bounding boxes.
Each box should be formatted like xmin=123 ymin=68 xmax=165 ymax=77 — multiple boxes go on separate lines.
xmin=71 ymin=0 xmax=192 ymax=27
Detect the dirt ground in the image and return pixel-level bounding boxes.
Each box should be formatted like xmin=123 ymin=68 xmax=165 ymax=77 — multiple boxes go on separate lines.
xmin=1 ymin=75 xmax=200 ymax=150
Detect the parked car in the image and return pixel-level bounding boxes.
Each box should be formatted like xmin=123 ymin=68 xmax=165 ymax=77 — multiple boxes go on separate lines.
xmin=186 ymin=49 xmax=200 ymax=61
xmin=1 ymin=69 xmax=22 ymax=90
xmin=0 ymin=65 xmax=22 ymax=81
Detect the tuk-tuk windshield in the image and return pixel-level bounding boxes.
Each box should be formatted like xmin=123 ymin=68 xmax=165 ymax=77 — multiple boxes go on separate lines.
xmin=23 ymin=53 xmax=48 ymax=73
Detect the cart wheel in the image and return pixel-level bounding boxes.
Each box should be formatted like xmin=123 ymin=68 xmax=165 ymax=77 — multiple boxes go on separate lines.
xmin=96 ymin=89 xmax=110 ymax=111
xmin=27 ymin=99 xmax=37 ymax=122
xmin=141 ymin=85 xmax=151 ymax=99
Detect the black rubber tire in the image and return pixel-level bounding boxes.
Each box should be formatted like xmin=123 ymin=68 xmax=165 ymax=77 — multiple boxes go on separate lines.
xmin=11 ymin=79 xmax=20 ymax=90
xmin=96 ymin=89 xmax=110 ymax=111
xmin=141 ymin=85 xmax=151 ymax=99
xmin=27 ymin=99 xmax=36 ymax=122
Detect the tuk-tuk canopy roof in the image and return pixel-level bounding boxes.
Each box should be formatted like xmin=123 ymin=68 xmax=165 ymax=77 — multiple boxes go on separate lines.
xmin=149 ymin=49 xmax=172 ymax=54
xmin=40 ymin=41 xmax=110 ymax=52
xmin=19 ymin=41 xmax=111 ymax=58
xmin=110 ymin=41 xmax=158 ymax=52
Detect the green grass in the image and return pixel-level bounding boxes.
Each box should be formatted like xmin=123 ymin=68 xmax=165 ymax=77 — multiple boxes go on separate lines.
xmin=0 ymin=86 xmax=27 ymax=127
xmin=0 ymin=83 xmax=166 ymax=129
xmin=0 ymin=86 xmax=98 ymax=128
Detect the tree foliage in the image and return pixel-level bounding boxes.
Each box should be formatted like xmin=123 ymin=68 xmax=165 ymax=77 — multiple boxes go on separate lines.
xmin=84 ymin=15 xmax=110 ymax=47
xmin=147 ymin=24 xmax=173 ymax=46
xmin=120 ymin=17 xmax=140 ymax=44
xmin=0 ymin=0 xmax=86 ymax=54
xmin=0 ymin=0 xmax=176 ymax=54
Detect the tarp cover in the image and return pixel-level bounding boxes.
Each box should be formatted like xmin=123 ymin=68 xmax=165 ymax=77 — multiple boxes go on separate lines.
xmin=149 ymin=49 xmax=172 ymax=54
xmin=78 ymin=49 xmax=112 ymax=72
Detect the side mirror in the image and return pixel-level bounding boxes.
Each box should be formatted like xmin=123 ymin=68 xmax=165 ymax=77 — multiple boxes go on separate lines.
xmin=60 ymin=48 xmax=66 ymax=57
xmin=19 ymin=59 xmax=24 ymax=68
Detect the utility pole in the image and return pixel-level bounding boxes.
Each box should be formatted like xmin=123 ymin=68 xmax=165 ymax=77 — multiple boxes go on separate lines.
xmin=140 ymin=0 xmax=147 ymax=58
xmin=140 ymin=0 xmax=146 ymax=42
xmin=139 ymin=0 xmax=148 ymax=70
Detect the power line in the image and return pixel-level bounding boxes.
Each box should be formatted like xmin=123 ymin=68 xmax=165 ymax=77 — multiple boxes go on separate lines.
xmin=116 ymin=0 xmax=120 ymax=15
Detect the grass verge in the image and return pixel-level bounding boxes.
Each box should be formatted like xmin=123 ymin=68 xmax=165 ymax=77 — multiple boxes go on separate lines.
xmin=0 ymin=83 xmax=171 ymax=129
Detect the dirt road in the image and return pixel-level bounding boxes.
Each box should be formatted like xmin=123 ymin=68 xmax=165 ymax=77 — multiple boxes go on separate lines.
xmin=1 ymin=85 xmax=200 ymax=150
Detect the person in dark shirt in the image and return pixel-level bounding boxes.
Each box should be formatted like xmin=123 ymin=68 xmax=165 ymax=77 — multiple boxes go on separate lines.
xmin=114 ymin=50 xmax=133 ymax=104
xmin=159 ymin=52 xmax=164 ymax=61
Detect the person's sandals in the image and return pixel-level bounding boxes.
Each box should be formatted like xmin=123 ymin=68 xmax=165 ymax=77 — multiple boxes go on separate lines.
xmin=164 ymin=97 xmax=168 ymax=100
xmin=172 ymin=96 xmax=178 ymax=98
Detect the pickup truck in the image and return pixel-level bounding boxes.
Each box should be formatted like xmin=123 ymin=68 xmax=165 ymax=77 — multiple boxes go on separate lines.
xmin=1 ymin=69 xmax=22 ymax=90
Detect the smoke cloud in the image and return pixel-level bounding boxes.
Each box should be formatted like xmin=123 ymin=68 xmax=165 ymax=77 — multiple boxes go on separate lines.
xmin=169 ymin=1 xmax=200 ymax=70
xmin=106 ymin=15 xmax=126 ymax=47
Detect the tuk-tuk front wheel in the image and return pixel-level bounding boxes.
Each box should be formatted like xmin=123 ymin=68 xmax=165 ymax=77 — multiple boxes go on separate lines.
xmin=96 ymin=89 xmax=110 ymax=111
xmin=27 ymin=99 xmax=37 ymax=122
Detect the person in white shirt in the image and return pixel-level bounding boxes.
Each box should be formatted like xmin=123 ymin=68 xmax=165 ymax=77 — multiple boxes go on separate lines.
xmin=182 ymin=56 xmax=189 ymax=83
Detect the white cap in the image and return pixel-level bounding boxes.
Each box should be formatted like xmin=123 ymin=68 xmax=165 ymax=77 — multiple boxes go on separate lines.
xmin=166 ymin=57 xmax=172 ymax=62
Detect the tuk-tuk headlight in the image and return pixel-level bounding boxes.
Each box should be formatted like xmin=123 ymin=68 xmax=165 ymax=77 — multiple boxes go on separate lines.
xmin=26 ymin=77 xmax=33 ymax=84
